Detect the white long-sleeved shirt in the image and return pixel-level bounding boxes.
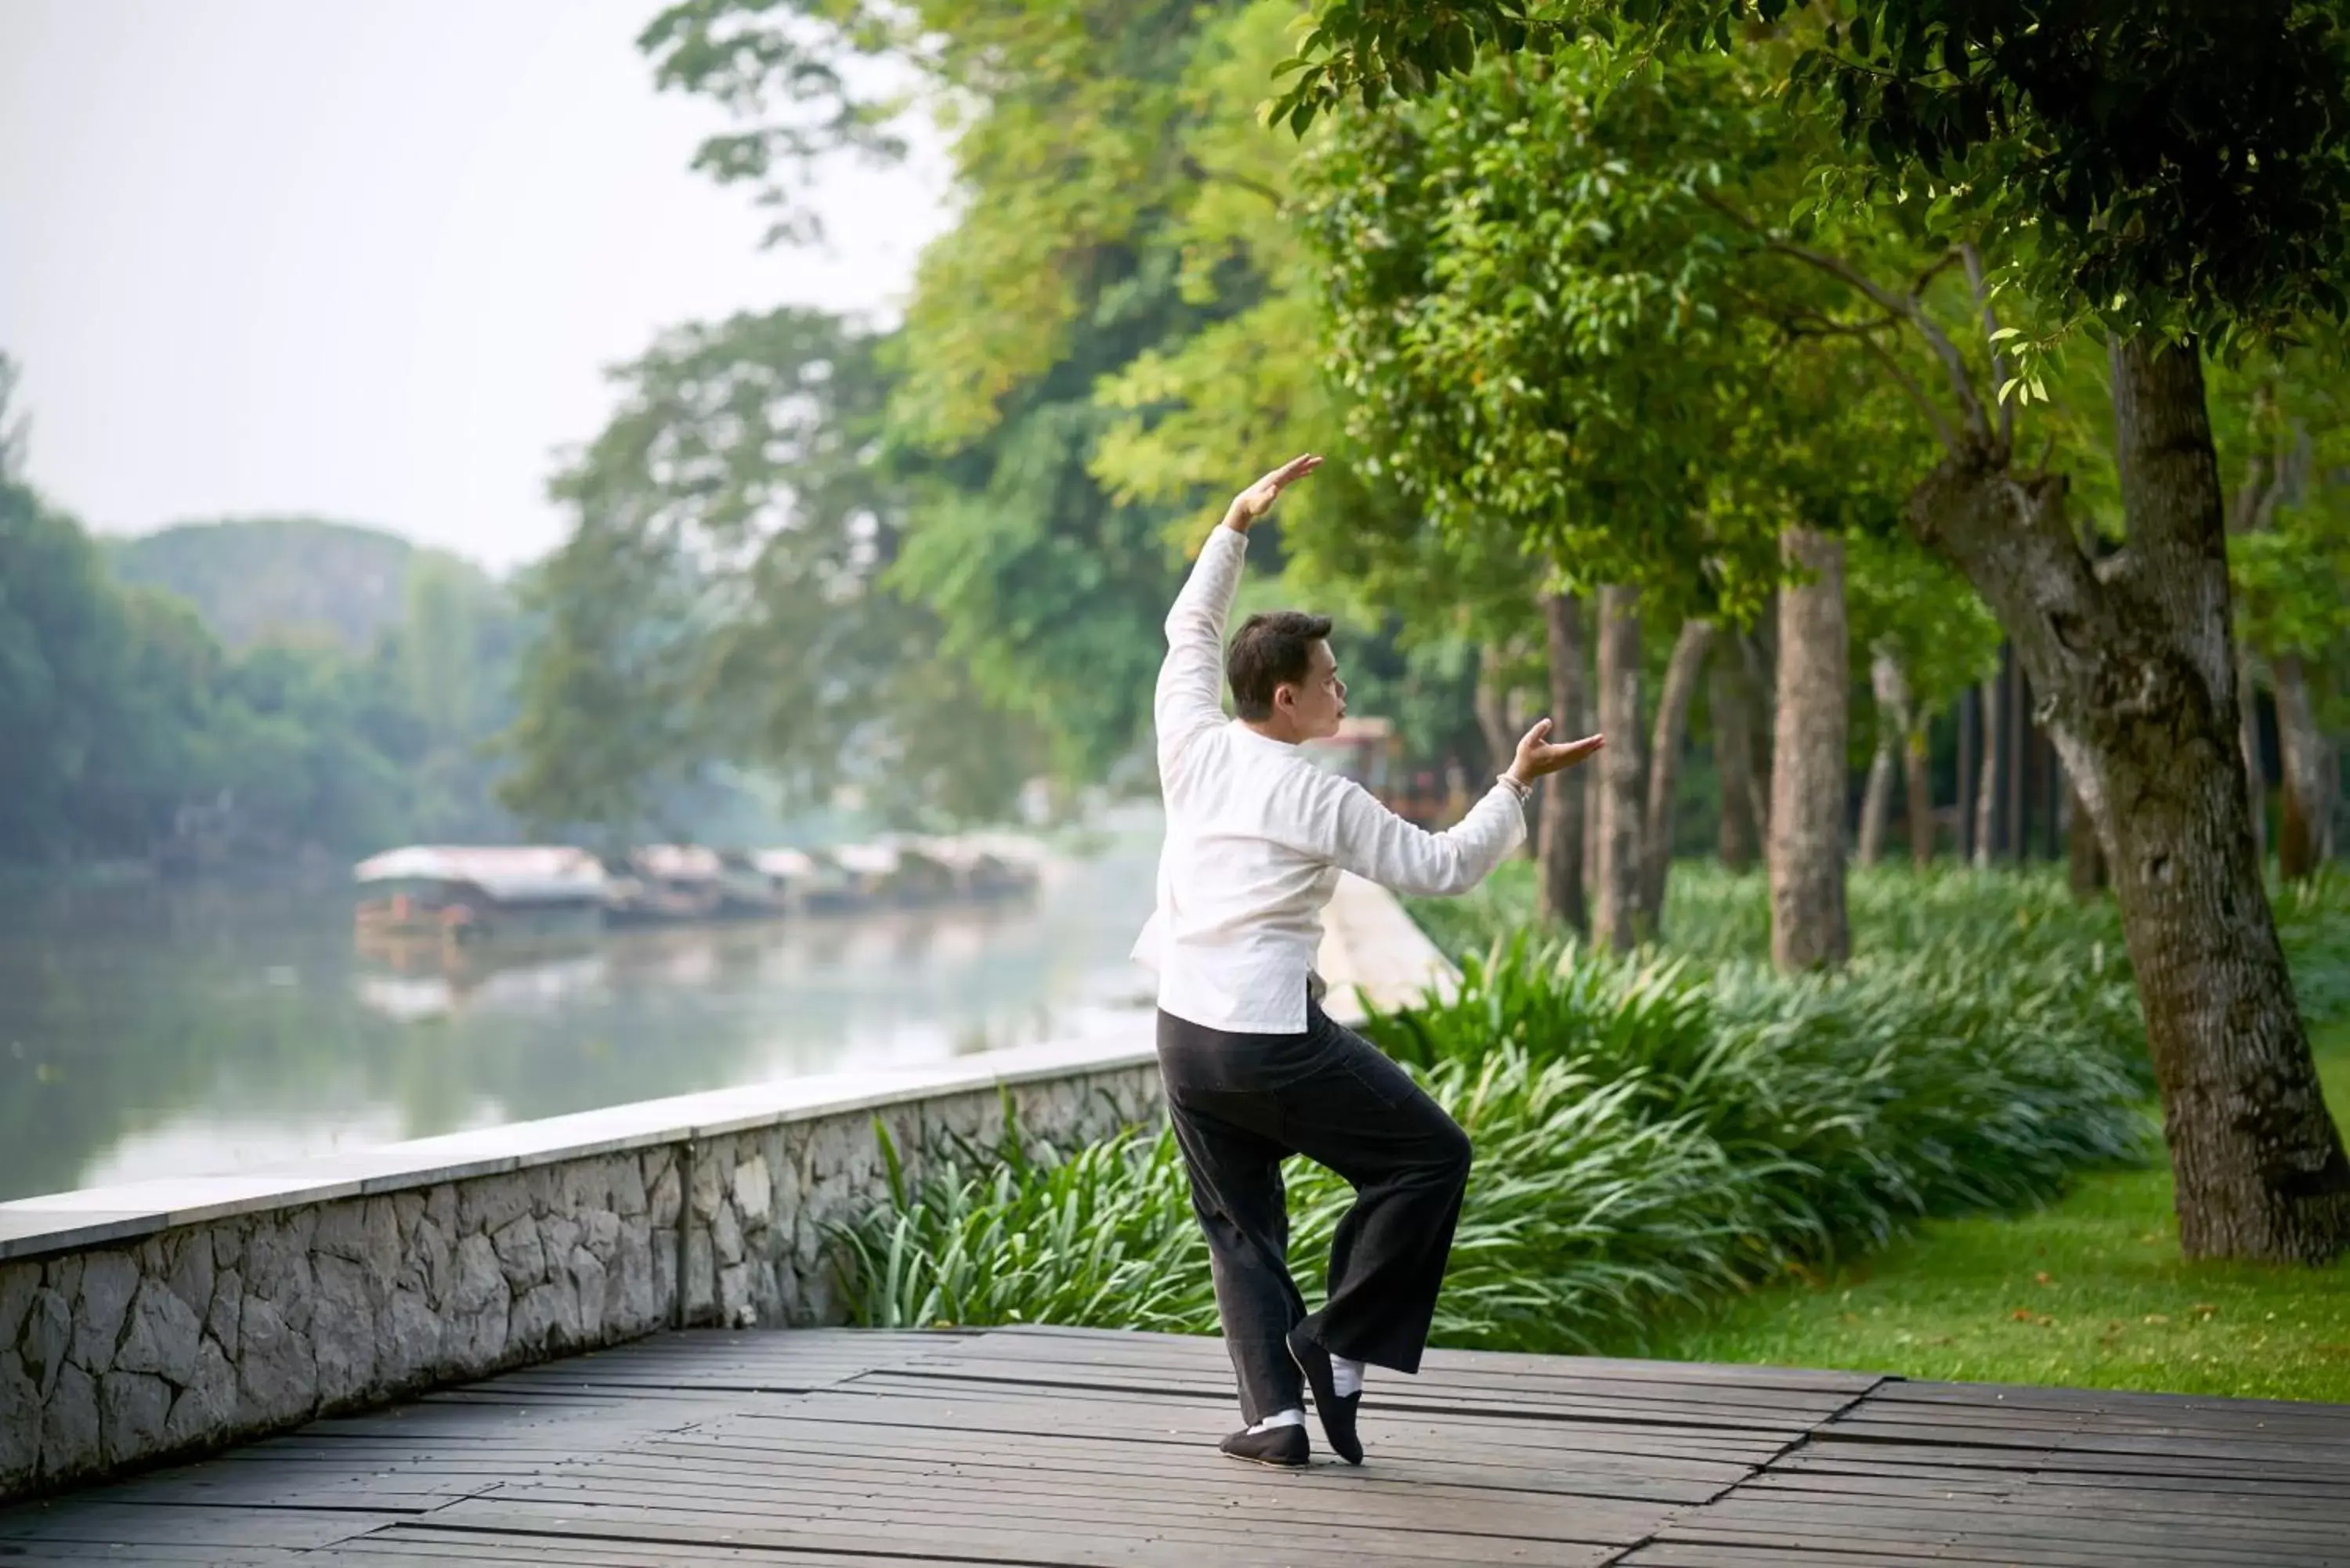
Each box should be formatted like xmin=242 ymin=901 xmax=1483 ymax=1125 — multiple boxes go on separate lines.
xmin=1130 ymin=526 xmax=1528 ymax=1033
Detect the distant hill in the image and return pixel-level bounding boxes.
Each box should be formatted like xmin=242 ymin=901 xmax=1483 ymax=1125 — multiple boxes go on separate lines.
xmin=107 ymin=518 xmax=496 ymax=652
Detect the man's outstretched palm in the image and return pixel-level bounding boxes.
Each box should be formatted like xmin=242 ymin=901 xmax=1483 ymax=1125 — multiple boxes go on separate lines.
xmin=1509 ymin=719 xmax=1605 ymax=786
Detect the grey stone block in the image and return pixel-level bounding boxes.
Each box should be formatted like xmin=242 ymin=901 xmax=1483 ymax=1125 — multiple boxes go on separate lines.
xmin=207 ymin=1270 xmax=243 ymax=1360
xmin=683 ymin=1227 xmax=714 ymax=1319
xmin=718 ymin=1263 xmax=752 ymax=1326
xmin=406 ymin=1217 xmax=454 ymax=1308
xmin=507 ymin=1277 xmax=577 ymax=1355
xmin=581 ymin=1209 xmax=620 ymax=1263
xmin=711 ymin=1201 xmax=744 ymax=1266
xmin=459 ymin=1173 xmax=533 ymax=1239
xmin=450 ymin=1234 xmax=503 ymax=1316
xmin=0 ymin=1261 xmax=38 ymax=1349
xmin=164 ymin=1231 xmax=215 ymax=1328
xmin=164 ymin=1337 xmax=237 ymax=1446
xmin=71 ymin=1251 xmax=139 ymax=1375
xmin=235 ymin=1298 xmax=316 ymax=1425
xmin=100 ymin=1370 xmax=172 ymax=1463
xmin=379 ymin=1285 xmax=442 ymax=1387
xmin=613 ymin=1155 xmax=649 ymax=1218
xmin=20 ymin=1286 xmax=69 ymax=1398
xmin=569 ymin=1248 xmax=607 ymax=1341
xmin=0 ymin=1351 xmax=38 ymax=1487
xmin=310 ymin=1254 xmax=378 ymax=1404
xmin=689 ymin=1151 xmax=723 ymax=1221
xmin=41 ymin=1361 xmax=99 ymax=1479
xmin=113 ymin=1280 xmax=203 ymax=1384
xmin=490 ymin=1216 xmax=545 ymax=1293
xmin=540 ymin=1213 xmax=580 ymax=1274
xmin=647 ymin=1155 xmax=681 ymax=1227
xmin=211 ymin=1221 xmax=248 ymax=1274
xmin=732 ymin=1154 xmax=772 ymax=1225
xmin=612 ymin=1219 xmax=656 ymax=1333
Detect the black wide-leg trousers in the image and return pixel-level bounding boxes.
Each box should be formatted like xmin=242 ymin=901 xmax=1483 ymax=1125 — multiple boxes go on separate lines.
xmin=1155 ymin=1002 xmax=1472 ymax=1424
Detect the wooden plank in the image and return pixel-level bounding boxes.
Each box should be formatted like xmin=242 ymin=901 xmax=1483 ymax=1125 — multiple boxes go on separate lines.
xmin=0 ymin=1501 xmax=390 ymax=1552
xmin=980 ymin=1324 xmax=1885 ymax=1393
xmin=763 ymin=1382 xmax=1797 ymax=1454
xmin=860 ymin=1364 xmax=1851 ymax=1435
xmin=484 ymin=1470 xmax=1656 ymax=1558
xmin=421 ymin=1498 xmax=1620 ymax=1568
xmin=1622 ymin=1545 xmax=2024 ymax=1568
xmin=516 ymin=1454 xmax=1675 ymax=1546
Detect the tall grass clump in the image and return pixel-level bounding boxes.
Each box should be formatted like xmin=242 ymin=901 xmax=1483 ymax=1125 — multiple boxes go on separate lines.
xmin=832 ymin=878 xmax=2198 ymax=1352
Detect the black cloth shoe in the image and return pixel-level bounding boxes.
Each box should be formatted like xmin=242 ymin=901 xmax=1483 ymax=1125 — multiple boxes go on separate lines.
xmin=1287 ymin=1324 xmax=1364 ymax=1465
xmin=1220 ymin=1422 xmax=1310 ymax=1469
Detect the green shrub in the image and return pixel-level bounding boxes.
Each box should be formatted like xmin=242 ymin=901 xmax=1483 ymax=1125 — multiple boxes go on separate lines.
xmin=833 ymin=888 xmax=2166 ymax=1353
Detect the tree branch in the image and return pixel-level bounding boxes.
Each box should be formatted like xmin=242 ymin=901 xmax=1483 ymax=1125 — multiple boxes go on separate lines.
xmin=1179 ymin=154 xmax=1284 ymax=208
xmin=1853 ymin=331 xmax=1964 ymax=457
xmin=1701 ymin=189 xmax=1994 ymax=448
xmin=1961 ymin=243 xmax=2013 ymax=458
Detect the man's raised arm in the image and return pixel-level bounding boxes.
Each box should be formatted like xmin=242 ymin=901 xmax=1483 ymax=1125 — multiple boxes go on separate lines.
xmin=1155 ymin=454 xmax=1323 ymax=764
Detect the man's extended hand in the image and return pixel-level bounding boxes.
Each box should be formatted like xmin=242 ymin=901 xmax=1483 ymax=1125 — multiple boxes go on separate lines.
xmin=1506 ymin=719 xmax=1605 ymax=789
xmin=1224 ymin=453 xmax=1324 ymax=532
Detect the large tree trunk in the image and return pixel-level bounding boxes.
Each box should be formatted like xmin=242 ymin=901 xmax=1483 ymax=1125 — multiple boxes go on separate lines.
xmin=1535 ymin=592 xmax=1587 ymax=931
xmin=2237 ymin=644 xmax=2268 ymax=864
xmin=1593 ymin=585 xmax=1646 ymax=951
xmin=1906 ymin=334 xmax=2350 ymax=1263
xmin=1768 ymin=528 xmax=1849 ymax=972
xmin=2273 ymin=651 xmax=2334 ymax=880
xmin=1641 ymin=619 xmax=1714 ymax=924
xmin=2067 ymin=782 xmax=2106 ymax=899
xmin=1712 ymin=645 xmax=1764 ymax=870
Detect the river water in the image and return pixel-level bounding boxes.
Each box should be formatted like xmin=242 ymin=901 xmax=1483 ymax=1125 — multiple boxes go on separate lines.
xmin=0 ymin=826 xmax=1162 ymax=1204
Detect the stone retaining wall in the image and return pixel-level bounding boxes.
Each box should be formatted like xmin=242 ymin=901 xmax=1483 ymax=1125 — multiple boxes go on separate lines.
xmin=0 ymin=1050 xmax=1160 ymax=1502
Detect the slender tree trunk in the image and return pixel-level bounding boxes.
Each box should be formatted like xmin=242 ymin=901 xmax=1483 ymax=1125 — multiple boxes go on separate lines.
xmin=1473 ymin=642 xmax=1517 ymax=778
xmin=1641 ymin=619 xmax=1714 ymax=925
xmin=2067 ymin=782 xmax=2106 ymax=899
xmin=1906 ymin=334 xmax=2350 ymax=1262
xmin=1744 ymin=613 xmax=1777 ymax=847
xmin=1535 ymin=593 xmax=1587 ymax=931
xmin=1904 ymin=726 xmax=1936 ymax=866
xmin=1857 ymin=648 xmax=1910 ymax=868
xmin=2273 ymin=651 xmax=2334 ymax=880
xmin=1593 ymin=585 xmax=1646 ymax=952
xmin=1856 ymin=747 xmax=1893 ymax=867
xmin=1972 ymin=673 xmax=2000 ymax=866
xmin=1712 ymin=645 xmax=1762 ymax=870
xmin=2237 ymin=643 xmax=2267 ymax=865
xmin=1769 ymin=529 xmax=1849 ymax=972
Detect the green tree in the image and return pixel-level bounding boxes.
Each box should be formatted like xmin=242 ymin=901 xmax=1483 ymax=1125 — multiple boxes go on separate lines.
xmin=497 ymin=308 xmax=1044 ymax=840
xmin=1284 ymin=0 xmax=2350 ymax=1262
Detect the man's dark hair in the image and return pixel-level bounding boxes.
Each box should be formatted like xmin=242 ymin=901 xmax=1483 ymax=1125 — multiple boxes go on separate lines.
xmin=1227 ymin=611 xmax=1332 ymax=721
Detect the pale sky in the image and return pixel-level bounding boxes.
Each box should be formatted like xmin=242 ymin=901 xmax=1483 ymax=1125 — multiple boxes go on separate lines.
xmin=0 ymin=0 xmax=952 ymax=571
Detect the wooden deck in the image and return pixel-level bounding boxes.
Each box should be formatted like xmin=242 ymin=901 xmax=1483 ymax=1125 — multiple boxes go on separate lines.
xmin=6 ymin=1325 xmax=2348 ymax=1566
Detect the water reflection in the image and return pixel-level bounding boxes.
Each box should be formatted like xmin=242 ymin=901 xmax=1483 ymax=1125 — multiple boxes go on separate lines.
xmin=0 ymin=828 xmax=1161 ymax=1202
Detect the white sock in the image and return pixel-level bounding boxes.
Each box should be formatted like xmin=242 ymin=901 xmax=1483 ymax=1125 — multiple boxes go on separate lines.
xmin=1247 ymin=1407 xmax=1306 ymax=1434
xmin=1332 ymin=1357 xmax=1365 ymax=1399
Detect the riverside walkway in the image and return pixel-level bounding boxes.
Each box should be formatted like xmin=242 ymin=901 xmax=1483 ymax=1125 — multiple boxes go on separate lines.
xmin=4 ymin=1324 xmax=2347 ymax=1566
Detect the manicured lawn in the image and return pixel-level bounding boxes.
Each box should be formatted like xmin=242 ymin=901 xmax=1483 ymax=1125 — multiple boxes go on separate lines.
xmin=1634 ymin=1017 xmax=2350 ymax=1402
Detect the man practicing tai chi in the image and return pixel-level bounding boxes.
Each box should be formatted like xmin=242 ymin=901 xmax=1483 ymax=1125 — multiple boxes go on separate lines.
xmin=1133 ymin=453 xmax=1603 ymax=1469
